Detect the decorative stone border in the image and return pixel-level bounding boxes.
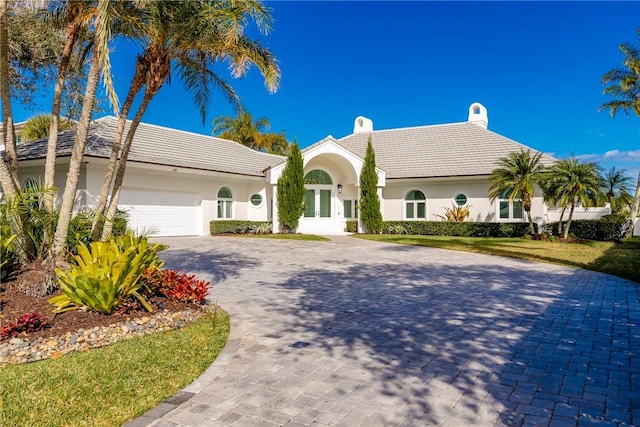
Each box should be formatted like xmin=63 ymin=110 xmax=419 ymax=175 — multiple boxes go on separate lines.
xmin=0 ymin=306 xmax=216 ymax=366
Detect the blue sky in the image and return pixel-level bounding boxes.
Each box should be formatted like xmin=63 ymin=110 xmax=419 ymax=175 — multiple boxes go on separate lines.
xmin=13 ymin=1 xmax=640 ymax=178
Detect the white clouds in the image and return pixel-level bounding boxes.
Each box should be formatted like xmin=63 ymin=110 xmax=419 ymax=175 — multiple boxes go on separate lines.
xmin=576 ymin=149 xmax=640 ymax=163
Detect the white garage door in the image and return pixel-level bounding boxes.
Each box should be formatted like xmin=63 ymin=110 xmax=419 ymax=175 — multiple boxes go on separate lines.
xmin=119 ymin=188 xmax=201 ymax=237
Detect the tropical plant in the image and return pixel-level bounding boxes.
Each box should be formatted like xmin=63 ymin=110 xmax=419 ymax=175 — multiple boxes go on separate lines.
xmin=600 ymin=167 xmax=633 ymax=214
xmin=20 ymin=114 xmax=74 ymax=143
xmin=548 ymin=157 xmax=604 ymax=239
xmin=50 ymin=236 xmax=165 ymax=314
xmin=0 ymin=0 xmax=21 ymax=198
xmin=0 ymin=312 xmax=49 ymax=340
xmin=0 ymin=181 xmax=58 ymax=262
xmin=488 ymin=149 xmax=546 ymax=234
xmin=599 ymin=29 xmax=640 ymax=229
xmin=599 ymin=28 xmax=640 ymax=117
xmin=51 ymin=0 xmax=115 ymax=259
xmin=360 ymin=137 xmax=383 ymax=233
xmin=143 ymin=269 xmax=209 ymax=304
xmin=277 ymin=142 xmax=305 ymax=232
xmin=95 ymin=0 xmax=281 ymax=240
xmin=435 ymin=203 xmax=471 ymax=222
xmin=0 ymin=233 xmax=16 ymax=280
xmin=213 ymin=111 xmax=289 ymax=154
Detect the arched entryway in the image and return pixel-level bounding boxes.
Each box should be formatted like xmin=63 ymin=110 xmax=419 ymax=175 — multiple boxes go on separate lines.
xmin=298 ymin=169 xmax=338 ymax=234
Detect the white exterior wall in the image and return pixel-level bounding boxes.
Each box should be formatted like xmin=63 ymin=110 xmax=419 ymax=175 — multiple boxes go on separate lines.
xmin=84 ymin=162 xmax=269 ymax=236
xmin=382 ymin=178 xmax=547 ymax=225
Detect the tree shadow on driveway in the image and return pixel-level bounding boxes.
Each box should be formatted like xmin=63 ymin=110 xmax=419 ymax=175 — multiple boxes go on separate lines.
xmin=268 ymin=261 xmax=639 ymax=425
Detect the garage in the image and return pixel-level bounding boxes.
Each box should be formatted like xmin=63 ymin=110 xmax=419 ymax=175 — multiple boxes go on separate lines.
xmin=118 ymin=188 xmax=202 ymax=237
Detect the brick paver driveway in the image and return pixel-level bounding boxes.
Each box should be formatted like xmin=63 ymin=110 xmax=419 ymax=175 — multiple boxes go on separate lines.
xmin=143 ymin=235 xmax=639 ymax=427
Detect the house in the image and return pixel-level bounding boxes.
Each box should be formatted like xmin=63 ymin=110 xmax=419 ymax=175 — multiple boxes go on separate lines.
xmin=9 ymin=103 xmax=611 ymax=236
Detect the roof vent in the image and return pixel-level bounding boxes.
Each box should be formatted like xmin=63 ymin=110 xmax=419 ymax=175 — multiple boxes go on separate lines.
xmin=468 ymin=102 xmax=488 ymax=129
xmin=353 ymin=116 xmax=373 ymax=134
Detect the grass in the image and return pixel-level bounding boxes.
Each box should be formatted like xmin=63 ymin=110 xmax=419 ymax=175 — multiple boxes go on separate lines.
xmin=225 ymin=233 xmax=331 ymax=241
xmin=356 ymin=235 xmax=640 ymax=283
xmin=0 ymin=311 xmax=230 ymax=427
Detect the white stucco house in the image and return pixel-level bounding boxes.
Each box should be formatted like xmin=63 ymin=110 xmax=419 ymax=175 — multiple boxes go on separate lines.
xmin=9 ymin=102 xmax=611 ymax=236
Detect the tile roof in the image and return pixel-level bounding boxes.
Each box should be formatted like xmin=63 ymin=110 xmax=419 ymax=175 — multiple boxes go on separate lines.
xmin=336 ymin=122 xmax=556 ymax=179
xmin=15 ymin=116 xmax=285 ymax=177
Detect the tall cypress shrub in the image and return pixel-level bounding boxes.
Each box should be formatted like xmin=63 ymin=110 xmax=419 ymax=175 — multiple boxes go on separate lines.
xmin=360 ymin=137 xmax=383 ymax=233
xmin=277 ymin=142 xmax=305 ymax=233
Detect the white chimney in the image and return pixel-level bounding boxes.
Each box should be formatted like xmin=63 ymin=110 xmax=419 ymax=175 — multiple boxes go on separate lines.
xmin=353 ymin=116 xmax=373 ymax=133
xmin=467 ymin=102 xmax=488 ymax=129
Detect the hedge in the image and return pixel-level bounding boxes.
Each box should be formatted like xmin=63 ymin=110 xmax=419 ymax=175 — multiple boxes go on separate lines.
xmin=346 ymin=221 xmax=357 ymax=233
xmin=542 ymin=214 xmax=632 ymax=242
xmin=210 ymin=221 xmax=272 ymax=235
xmin=381 ymin=221 xmax=535 ymax=237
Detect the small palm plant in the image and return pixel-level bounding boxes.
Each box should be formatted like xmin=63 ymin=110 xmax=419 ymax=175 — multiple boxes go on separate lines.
xmin=435 ymin=203 xmax=471 ymax=222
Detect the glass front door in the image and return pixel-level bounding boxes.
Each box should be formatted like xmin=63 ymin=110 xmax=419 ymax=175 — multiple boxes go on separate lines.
xmin=304 ymin=187 xmax=332 ymax=218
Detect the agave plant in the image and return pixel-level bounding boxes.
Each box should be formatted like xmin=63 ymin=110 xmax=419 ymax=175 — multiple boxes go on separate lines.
xmin=436 ymin=203 xmax=471 ymax=222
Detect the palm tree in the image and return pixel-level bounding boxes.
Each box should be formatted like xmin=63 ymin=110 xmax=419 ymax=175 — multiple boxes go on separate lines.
xmin=549 ymin=157 xmax=603 ymax=239
xmin=601 ymin=167 xmax=633 ymax=214
xmin=95 ymin=0 xmax=281 ymax=239
xmin=599 ymin=28 xmax=640 ymax=231
xmin=488 ymin=149 xmax=546 ymax=234
xmin=21 ymin=114 xmax=74 ymax=143
xmin=212 ymin=110 xmax=289 ymax=154
xmin=51 ymin=0 xmax=115 ymax=258
xmin=42 ymin=1 xmax=94 ymax=214
xmin=599 ymin=28 xmax=640 ymax=117
xmin=0 ymin=0 xmax=20 ymax=194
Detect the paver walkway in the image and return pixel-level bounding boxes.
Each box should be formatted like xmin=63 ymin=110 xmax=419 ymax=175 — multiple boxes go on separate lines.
xmin=137 ymin=235 xmax=638 ymax=426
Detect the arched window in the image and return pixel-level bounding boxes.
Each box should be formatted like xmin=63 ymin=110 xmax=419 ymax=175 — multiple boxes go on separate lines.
xmin=217 ymin=187 xmax=233 ymax=219
xmin=304 ymin=170 xmax=332 ymax=185
xmin=405 ymin=190 xmax=426 ymax=219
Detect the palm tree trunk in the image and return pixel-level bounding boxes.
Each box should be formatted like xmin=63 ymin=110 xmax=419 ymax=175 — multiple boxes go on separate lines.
xmin=43 ymin=15 xmax=82 ymax=213
xmin=0 ymin=0 xmax=20 ymax=188
xmin=90 ymin=60 xmax=147 ymax=241
xmin=629 ymin=170 xmax=640 ymax=236
xmin=101 ymin=93 xmax=153 ymax=239
xmin=51 ymin=49 xmax=101 ymax=258
xmin=563 ymin=203 xmax=576 ymax=239
xmin=557 ymin=205 xmax=567 ymax=235
xmin=525 ymin=207 xmax=535 ymax=234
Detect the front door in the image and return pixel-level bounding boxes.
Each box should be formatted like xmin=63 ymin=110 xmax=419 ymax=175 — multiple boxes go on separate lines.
xmin=299 ymin=185 xmax=335 ymax=233
xmin=304 ymin=187 xmax=332 ymax=219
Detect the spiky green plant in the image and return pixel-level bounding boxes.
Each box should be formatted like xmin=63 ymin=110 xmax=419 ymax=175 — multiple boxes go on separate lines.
xmin=50 ymin=236 xmax=164 ymax=314
xmin=435 ymin=203 xmax=471 ymax=222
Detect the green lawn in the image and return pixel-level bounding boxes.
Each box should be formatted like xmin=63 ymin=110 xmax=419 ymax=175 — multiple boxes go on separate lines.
xmin=0 ymin=311 xmax=230 ymax=427
xmin=225 ymin=233 xmax=331 ymax=241
xmin=356 ymin=235 xmax=640 ymax=283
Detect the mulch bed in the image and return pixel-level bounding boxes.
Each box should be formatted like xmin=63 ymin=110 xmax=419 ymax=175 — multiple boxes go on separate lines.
xmin=1 ymin=262 xmax=191 ymax=343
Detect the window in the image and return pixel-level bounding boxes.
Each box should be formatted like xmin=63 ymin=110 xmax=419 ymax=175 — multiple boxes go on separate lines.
xmin=250 ymin=194 xmax=263 ymax=207
xmin=304 ymin=170 xmax=332 ymax=185
xmin=454 ymin=193 xmax=468 ymax=206
xmin=498 ymin=191 xmax=524 ymax=220
xmin=405 ymin=190 xmax=426 ymax=219
xmin=217 ymin=187 xmax=233 ymax=219
xmin=344 ymin=199 xmax=358 ymax=219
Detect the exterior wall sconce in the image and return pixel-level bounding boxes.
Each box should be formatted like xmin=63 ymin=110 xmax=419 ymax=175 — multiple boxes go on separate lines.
xmin=337 ymin=184 xmax=343 ymax=193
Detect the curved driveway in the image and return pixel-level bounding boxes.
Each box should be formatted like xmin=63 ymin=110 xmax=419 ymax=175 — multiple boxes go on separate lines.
xmin=143 ymin=235 xmax=639 ymax=427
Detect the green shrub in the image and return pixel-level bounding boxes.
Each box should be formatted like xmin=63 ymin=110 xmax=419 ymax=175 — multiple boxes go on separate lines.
xmin=0 ymin=233 xmax=16 ymax=280
xmin=543 ymin=214 xmax=632 ymax=241
xmin=210 ymin=220 xmax=272 ymax=235
xmin=50 ymin=236 xmax=164 ymax=314
xmin=346 ymin=220 xmax=358 ymax=233
xmin=381 ymin=221 xmax=534 ymax=237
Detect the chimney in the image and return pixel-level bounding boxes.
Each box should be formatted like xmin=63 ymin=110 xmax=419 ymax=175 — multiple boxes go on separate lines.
xmin=353 ymin=116 xmax=373 ymax=134
xmin=467 ymin=102 xmax=488 ymax=129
